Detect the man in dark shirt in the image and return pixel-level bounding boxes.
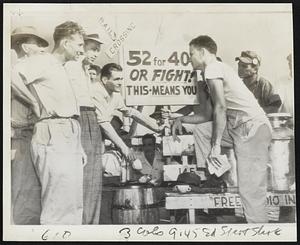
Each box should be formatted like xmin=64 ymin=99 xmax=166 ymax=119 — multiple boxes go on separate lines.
xmin=236 ymin=51 xmax=282 ymax=113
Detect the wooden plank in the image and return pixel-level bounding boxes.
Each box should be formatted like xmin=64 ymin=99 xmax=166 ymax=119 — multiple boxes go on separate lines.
xmin=188 ymin=209 xmax=195 ymax=224
xmin=165 ymin=192 xmax=296 ymax=209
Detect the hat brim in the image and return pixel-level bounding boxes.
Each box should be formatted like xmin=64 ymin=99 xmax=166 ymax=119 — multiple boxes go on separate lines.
xmin=235 ymin=56 xmax=253 ymax=64
xmin=84 ymin=37 xmax=103 ymax=44
xmin=11 ymin=33 xmax=49 ymax=48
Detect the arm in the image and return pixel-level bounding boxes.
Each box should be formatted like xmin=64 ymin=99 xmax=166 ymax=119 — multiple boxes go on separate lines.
xmin=11 ymin=69 xmax=40 ymax=117
xmin=171 ymin=82 xmax=213 ymax=140
xmin=206 ymin=78 xmax=227 ymax=151
xmin=168 ymin=105 xmax=194 ymax=119
xmin=180 ymin=81 xmax=213 ymax=124
xmin=100 ymin=122 xmax=136 ymax=161
xmin=123 ymin=108 xmax=162 ymax=133
xmin=261 ymin=81 xmax=282 ymax=114
xmin=127 ymin=106 xmax=143 ymax=137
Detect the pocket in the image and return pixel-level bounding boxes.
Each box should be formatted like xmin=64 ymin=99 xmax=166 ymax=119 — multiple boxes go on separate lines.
xmin=234 ymin=120 xmax=257 ymax=141
xmin=48 ymin=120 xmax=78 ymax=145
xmin=32 ymin=122 xmax=51 ymax=145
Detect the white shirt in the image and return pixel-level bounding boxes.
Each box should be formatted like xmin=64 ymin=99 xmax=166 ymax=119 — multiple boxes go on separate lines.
xmin=102 ymin=150 xmax=122 ymax=176
xmin=64 ymin=61 xmax=94 ymax=108
xmin=15 ymin=53 xmax=79 ymax=118
xmin=204 ymin=60 xmax=266 ymax=126
xmin=91 ymin=82 xmax=130 ymax=123
xmin=135 ymin=150 xmax=164 ymax=181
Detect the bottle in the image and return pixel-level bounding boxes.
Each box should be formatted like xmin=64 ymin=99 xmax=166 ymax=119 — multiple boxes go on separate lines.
xmin=120 ymin=159 xmax=127 ymax=184
xmin=163 ymin=118 xmax=171 ymax=136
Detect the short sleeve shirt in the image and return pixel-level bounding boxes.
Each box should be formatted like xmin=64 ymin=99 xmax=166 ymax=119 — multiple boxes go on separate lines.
xmin=14 ymin=53 xmax=79 ymax=118
xmin=64 ymin=61 xmax=94 ymax=108
xmin=204 ymin=61 xmax=266 ymax=125
xmin=91 ymin=82 xmax=128 ymax=123
xmin=135 ymin=150 xmax=164 ymax=181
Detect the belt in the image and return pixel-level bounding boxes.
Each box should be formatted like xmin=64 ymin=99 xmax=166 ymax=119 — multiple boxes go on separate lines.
xmin=38 ymin=115 xmax=79 ymax=122
xmin=80 ymin=106 xmax=96 ymax=111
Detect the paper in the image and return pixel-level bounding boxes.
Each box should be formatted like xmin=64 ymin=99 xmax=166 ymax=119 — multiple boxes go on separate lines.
xmin=207 ymin=154 xmax=231 ymax=177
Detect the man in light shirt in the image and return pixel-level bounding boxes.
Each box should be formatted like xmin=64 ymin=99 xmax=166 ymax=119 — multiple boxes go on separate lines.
xmin=173 ymin=35 xmax=272 ymax=223
xmin=132 ymin=134 xmax=164 ymax=184
xmin=10 ymin=26 xmax=49 ymax=224
xmin=11 ymin=21 xmax=86 ymax=225
xmin=92 ymin=63 xmax=164 ymax=162
xmin=65 ymin=33 xmax=103 ymax=224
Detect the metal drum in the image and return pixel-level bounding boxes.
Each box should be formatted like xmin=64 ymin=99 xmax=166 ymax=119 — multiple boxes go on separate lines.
xmin=112 ymin=184 xmax=160 ymax=224
xmin=268 ymin=113 xmax=294 ymax=191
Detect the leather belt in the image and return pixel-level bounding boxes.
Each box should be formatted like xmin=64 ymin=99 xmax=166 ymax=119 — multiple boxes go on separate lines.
xmin=80 ymin=106 xmax=96 ymax=111
xmin=38 ymin=115 xmax=79 ymax=122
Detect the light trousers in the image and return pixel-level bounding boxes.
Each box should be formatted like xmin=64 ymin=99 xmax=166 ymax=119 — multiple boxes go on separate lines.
xmin=193 ymin=116 xmax=272 ymax=223
xmin=31 ymin=118 xmax=84 ymax=225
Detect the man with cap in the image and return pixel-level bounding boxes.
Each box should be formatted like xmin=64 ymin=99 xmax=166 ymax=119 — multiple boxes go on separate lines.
xmin=10 ymin=26 xmax=49 ymax=224
xmin=11 ymin=21 xmax=87 ymax=225
xmin=65 ymin=33 xmax=104 ymax=224
xmin=236 ymin=51 xmax=281 ymax=113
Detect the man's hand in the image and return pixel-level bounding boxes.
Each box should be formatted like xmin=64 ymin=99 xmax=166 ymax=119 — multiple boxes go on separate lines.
xmin=172 ymin=117 xmax=183 ymax=142
xmin=123 ymin=147 xmax=136 ymax=162
xmin=161 ymin=107 xmax=171 ymax=119
xmin=208 ymin=143 xmax=221 ymax=161
xmin=156 ymin=124 xmax=167 ymax=133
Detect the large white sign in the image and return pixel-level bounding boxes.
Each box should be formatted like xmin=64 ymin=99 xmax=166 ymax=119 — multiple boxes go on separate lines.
xmin=123 ymin=47 xmax=200 ymax=106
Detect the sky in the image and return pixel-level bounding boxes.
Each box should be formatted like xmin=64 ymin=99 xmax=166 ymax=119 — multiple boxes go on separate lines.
xmin=6 ymin=3 xmax=293 ymax=135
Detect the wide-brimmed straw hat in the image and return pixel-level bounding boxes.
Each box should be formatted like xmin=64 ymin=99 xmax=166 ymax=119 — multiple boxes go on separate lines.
xmin=11 ymin=26 xmax=49 ymax=48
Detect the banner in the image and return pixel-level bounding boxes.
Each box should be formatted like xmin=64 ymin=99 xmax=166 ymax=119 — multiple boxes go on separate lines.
xmin=123 ymin=47 xmax=200 ymax=106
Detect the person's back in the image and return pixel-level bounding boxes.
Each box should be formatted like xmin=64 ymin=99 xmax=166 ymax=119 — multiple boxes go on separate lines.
xmin=205 ymin=60 xmax=265 ymax=121
xmin=189 ymin=35 xmax=272 ymax=223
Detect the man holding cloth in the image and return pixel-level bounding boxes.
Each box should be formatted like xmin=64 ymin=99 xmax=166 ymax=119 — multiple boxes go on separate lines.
xmin=175 ymin=35 xmax=272 ymax=223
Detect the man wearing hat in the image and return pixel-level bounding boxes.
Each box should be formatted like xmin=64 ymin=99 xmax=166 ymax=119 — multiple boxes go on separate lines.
xmin=236 ymin=51 xmax=281 ymax=113
xmin=65 ymin=33 xmax=103 ymax=224
xmin=10 ymin=26 xmax=49 ymax=224
xmin=12 ymin=21 xmax=87 ymax=224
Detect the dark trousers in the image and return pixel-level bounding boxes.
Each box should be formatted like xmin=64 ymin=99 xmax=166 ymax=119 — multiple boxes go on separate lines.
xmin=79 ymin=109 xmax=103 ymax=224
xmin=11 ymin=128 xmax=41 ymax=224
xmin=99 ymin=176 xmax=120 ymax=224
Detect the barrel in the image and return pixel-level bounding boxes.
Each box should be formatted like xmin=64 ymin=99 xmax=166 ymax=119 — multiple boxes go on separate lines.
xmin=112 ymin=185 xmax=160 ymax=224
xmin=268 ymin=113 xmax=294 ymax=191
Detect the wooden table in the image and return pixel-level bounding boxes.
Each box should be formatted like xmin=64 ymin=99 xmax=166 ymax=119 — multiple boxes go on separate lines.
xmin=165 ymin=190 xmax=296 ymax=224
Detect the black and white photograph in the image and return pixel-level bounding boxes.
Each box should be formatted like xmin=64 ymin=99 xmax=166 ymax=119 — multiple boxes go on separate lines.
xmin=3 ymin=3 xmax=296 ymax=242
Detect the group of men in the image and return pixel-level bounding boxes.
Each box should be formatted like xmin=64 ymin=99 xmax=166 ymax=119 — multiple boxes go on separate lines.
xmin=10 ymin=20 xmax=293 ymax=225
xmin=10 ymin=21 xmax=163 ymax=225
